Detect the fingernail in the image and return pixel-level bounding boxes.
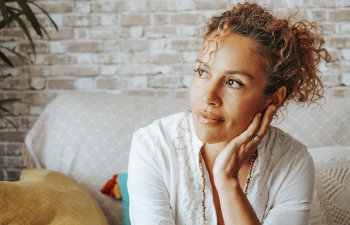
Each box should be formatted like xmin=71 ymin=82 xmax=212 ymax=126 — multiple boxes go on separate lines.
xmin=258 ymin=113 xmax=262 ymax=118
xmin=271 ymin=106 xmax=276 ymax=112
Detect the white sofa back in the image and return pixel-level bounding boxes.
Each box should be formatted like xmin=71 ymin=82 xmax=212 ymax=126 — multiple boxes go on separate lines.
xmin=24 ymin=92 xmax=350 ymax=225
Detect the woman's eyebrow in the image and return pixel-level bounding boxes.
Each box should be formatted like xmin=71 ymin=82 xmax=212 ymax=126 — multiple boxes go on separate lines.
xmin=225 ymin=70 xmax=255 ymax=80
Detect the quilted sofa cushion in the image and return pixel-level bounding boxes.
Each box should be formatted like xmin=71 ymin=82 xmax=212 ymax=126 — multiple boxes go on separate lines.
xmin=308 ymin=146 xmax=350 ymax=225
xmin=24 ymin=92 xmax=191 ymax=224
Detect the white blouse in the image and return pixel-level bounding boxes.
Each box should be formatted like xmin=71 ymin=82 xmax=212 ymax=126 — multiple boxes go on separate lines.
xmin=127 ymin=111 xmax=314 ymax=225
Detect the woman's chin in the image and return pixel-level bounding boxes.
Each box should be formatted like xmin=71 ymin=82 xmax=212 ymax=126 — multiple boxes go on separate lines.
xmin=195 ymin=129 xmax=227 ymax=144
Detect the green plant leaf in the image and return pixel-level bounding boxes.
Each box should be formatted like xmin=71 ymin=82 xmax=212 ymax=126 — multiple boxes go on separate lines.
xmin=0 ymin=98 xmax=21 ymax=104
xmin=0 ymin=45 xmax=27 ymax=63
xmin=28 ymin=0 xmax=58 ymax=32
xmin=0 ymin=50 xmax=14 ymax=67
xmin=0 ymin=0 xmax=9 ymax=26
xmin=0 ymin=7 xmax=20 ymax=29
xmin=8 ymin=8 xmax=36 ymax=56
xmin=15 ymin=0 xmax=42 ymax=36
xmin=0 ymin=114 xmax=19 ymax=131
xmin=0 ymin=105 xmax=12 ymax=114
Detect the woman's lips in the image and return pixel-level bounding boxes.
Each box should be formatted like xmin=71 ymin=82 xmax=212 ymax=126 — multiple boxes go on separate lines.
xmin=197 ymin=111 xmax=225 ymax=125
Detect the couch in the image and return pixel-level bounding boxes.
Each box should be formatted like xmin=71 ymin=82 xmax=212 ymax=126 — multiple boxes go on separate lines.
xmin=14 ymin=92 xmax=350 ymax=224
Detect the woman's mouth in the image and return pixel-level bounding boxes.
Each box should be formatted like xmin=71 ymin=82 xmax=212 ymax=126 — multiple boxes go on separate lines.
xmin=197 ymin=111 xmax=225 ymax=125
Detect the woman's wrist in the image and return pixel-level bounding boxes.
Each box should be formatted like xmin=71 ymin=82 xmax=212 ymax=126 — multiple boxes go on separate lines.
xmin=214 ymin=175 xmax=240 ymax=192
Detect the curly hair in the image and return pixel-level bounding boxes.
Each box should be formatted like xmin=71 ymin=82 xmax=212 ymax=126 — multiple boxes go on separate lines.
xmin=204 ymin=2 xmax=333 ymax=105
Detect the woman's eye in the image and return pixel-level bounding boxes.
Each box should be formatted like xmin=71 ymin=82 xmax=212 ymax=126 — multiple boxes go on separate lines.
xmin=227 ymin=78 xmax=244 ymax=88
xmin=194 ymin=69 xmax=208 ymax=78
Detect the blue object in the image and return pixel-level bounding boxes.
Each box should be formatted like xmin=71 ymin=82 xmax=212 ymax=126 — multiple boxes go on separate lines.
xmin=118 ymin=173 xmax=130 ymax=225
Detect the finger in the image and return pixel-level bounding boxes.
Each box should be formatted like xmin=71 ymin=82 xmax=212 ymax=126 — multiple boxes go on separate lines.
xmin=245 ymin=105 xmax=276 ymax=150
xmin=255 ymin=105 xmax=276 ymax=137
xmin=233 ymin=112 xmax=262 ymax=147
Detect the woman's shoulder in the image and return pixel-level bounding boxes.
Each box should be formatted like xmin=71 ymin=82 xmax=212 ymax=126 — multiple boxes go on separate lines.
xmin=267 ymin=126 xmax=313 ymax=168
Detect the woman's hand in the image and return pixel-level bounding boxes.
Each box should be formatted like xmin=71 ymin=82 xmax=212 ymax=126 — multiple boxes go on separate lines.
xmin=212 ymin=105 xmax=276 ymax=185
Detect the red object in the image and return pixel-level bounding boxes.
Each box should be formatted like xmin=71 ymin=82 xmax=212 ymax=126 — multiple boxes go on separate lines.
xmin=100 ymin=174 xmax=118 ymax=197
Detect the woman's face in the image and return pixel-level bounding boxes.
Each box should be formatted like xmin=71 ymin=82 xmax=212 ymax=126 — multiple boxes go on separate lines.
xmin=190 ymin=32 xmax=272 ymax=144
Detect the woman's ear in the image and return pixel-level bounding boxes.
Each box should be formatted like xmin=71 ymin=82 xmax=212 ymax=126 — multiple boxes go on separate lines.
xmin=269 ymin=86 xmax=287 ymax=110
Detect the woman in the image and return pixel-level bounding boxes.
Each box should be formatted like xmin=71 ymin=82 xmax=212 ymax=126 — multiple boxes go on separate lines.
xmin=128 ymin=2 xmax=332 ymax=225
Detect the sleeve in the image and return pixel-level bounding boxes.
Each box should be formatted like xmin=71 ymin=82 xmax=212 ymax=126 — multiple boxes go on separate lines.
xmin=263 ymin=149 xmax=315 ymax=225
xmin=127 ymin=129 xmax=175 ymax=225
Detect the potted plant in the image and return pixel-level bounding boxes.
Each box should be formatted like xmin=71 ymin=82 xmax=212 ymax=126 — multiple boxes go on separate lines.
xmin=0 ymin=0 xmax=58 ymax=129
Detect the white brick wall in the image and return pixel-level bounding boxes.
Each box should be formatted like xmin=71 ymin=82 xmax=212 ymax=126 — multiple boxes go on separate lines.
xmin=0 ymin=0 xmax=349 ymax=181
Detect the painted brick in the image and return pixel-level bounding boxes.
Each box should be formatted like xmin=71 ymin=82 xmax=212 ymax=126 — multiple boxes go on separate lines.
xmin=3 ymin=78 xmax=30 ymax=90
xmin=36 ymin=54 xmax=77 ymax=65
xmin=341 ymin=73 xmax=350 ymax=86
xmin=101 ymin=14 xmax=119 ymax=26
xmin=177 ymin=25 xmax=203 ymax=37
xmin=23 ymin=92 xmax=57 ymax=106
xmin=67 ymin=66 xmax=100 ymax=76
xmin=119 ymin=39 xmax=150 ymax=51
xmin=120 ymin=14 xmax=150 ymax=26
xmin=29 ymin=106 xmax=44 ymax=115
xmin=130 ymin=26 xmax=144 ymax=38
xmin=91 ymin=1 xmax=126 ymax=13
xmin=8 ymin=102 xmax=30 ymax=115
xmin=63 ymin=15 xmax=100 ymax=27
xmin=75 ymin=54 xmax=94 ymax=64
xmin=150 ymin=53 xmax=181 ymax=64
xmin=75 ymin=78 xmax=97 ymax=89
xmin=97 ymin=76 xmax=147 ymax=89
xmin=152 ymin=14 xmax=169 ymax=25
xmin=327 ymin=36 xmax=350 ymax=48
xmin=145 ymin=1 xmax=177 ymax=12
xmin=90 ymin=28 xmax=124 ymax=39
xmin=332 ymin=87 xmax=350 ymax=98
xmin=66 ymin=42 xmax=103 ymax=53
xmin=6 ymin=144 xmax=22 ymax=156
xmin=47 ymin=79 xmax=75 ymax=89
xmin=148 ymin=75 xmax=183 ymax=88
xmin=0 ymin=131 xmax=25 ymax=142
xmin=75 ymin=2 xmax=91 ymax=13
xmin=19 ymin=42 xmax=50 ymax=54
xmin=329 ymin=10 xmax=350 ymax=21
xmin=35 ymin=2 xmax=74 ymax=13
xmin=146 ymin=27 xmax=177 ymax=38
xmin=341 ymin=49 xmax=350 ymax=60
xmin=74 ymin=28 xmax=90 ymax=39
xmin=100 ymin=65 xmax=119 ymax=76
xmin=195 ymin=1 xmax=227 ymax=10
xmin=46 ymin=28 xmax=73 ymax=40
xmin=50 ymin=41 xmax=66 ymax=53
xmin=310 ymin=10 xmax=328 ymax=21
xmin=0 ymin=29 xmax=25 ymax=40
xmin=93 ymin=53 xmax=126 ymax=64
xmin=6 ymin=156 xmax=24 ymax=167
xmin=171 ymin=39 xmax=201 ymax=51
xmin=341 ymin=61 xmax=350 ymax=72
xmin=170 ymin=13 xmax=202 ymax=25
xmin=0 ymin=145 xmax=5 ymax=155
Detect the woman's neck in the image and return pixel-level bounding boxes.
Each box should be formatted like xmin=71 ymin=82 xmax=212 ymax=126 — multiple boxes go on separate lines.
xmin=202 ymin=142 xmax=227 ymax=169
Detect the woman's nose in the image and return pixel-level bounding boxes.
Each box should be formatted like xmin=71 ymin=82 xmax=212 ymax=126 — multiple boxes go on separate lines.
xmin=201 ymin=80 xmax=222 ymax=107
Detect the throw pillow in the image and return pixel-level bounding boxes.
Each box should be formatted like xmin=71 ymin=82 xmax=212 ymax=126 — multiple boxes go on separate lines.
xmin=0 ymin=169 xmax=109 ymax=225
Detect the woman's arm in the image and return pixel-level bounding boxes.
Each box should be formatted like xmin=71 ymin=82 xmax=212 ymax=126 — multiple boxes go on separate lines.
xmin=127 ymin=130 xmax=175 ymax=225
xmin=216 ymin=178 xmax=261 ymax=225
xmin=212 ymin=105 xmax=276 ymax=225
xmin=263 ymin=149 xmax=315 ymax=225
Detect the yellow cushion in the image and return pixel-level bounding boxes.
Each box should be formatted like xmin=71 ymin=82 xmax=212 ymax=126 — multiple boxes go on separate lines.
xmin=0 ymin=169 xmax=109 ymax=225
